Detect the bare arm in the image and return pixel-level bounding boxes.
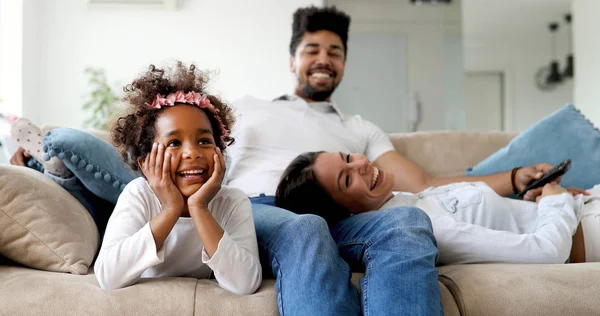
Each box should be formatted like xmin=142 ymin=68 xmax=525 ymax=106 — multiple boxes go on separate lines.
xmin=373 ymin=150 xmax=433 ymax=193
xmin=374 ymin=150 xmax=554 ymax=198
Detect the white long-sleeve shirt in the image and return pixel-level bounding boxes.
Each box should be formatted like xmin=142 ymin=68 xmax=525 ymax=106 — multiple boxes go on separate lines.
xmin=380 ymin=182 xmax=584 ymax=265
xmin=94 ymin=178 xmax=262 ymax=294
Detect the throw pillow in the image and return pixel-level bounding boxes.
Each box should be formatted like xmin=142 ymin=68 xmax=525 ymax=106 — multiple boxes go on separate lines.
xmin=0 ymin=165 xmax=99 ymax=274
xmin=465 ymin=104 xmax=600 ymax=190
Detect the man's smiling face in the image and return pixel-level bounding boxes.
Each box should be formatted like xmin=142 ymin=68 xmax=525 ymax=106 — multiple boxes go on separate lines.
xmin=290 ymin=30 xmax=346 ymax=102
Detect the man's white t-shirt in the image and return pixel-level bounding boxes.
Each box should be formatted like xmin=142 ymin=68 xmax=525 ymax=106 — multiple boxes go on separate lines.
xmin=226 ymin=95 xmax=395 ymax=197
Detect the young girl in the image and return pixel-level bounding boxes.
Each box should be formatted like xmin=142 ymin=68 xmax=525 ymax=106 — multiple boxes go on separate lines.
xmin=275 ymin=151 xmax=600 ymax=265
xmin=93 ymin=62 xmax=262 ymax=294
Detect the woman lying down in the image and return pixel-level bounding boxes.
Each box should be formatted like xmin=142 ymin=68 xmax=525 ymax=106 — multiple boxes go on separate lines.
xmin=275 ymin=152 xmax=600 ymax=265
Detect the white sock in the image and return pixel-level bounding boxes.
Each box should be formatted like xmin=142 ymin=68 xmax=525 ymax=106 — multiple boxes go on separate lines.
xmin=11 ymin=118 xmax=72 ymax=178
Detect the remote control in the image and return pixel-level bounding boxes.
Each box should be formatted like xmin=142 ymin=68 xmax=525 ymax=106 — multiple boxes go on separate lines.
xmin=516 ymin=159 xmax=571 ymax=198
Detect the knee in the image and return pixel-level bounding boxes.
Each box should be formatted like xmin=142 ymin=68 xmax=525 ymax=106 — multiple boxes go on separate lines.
xmin=385 ymin=207 xmax=433 ymax=230
xmin=375 ymin=207 xmax=437 ymax=249
xmin=264 ymin=214 xmax=338 ymax=261
xmin=282 ymin=214 xmax=331 ymax=242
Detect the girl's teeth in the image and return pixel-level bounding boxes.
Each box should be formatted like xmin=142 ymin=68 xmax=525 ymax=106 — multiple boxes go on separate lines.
xmin=181 ymin=170 xmax=204 ymax=175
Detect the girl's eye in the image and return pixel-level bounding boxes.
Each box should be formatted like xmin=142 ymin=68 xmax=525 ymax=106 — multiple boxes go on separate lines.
xmin=199 ymin=138 xmax=214 ymax=145
xmin=346 ymin=154 xmax=351 ymax=163
xmin=167 ymin=140 xmax=181 ymax=147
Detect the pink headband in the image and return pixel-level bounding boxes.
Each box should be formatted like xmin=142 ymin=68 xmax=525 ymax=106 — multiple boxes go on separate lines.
xmin=146 ymin=90 xmax=230 ymax=145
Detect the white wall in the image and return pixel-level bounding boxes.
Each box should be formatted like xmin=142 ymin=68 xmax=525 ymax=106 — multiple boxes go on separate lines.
xmin=328 ymin=0 xmax=465 ymax=131
xmin=0 ymin=0 xmax=24 ymax=117
xmin=15 ymin=0 xmax=321 ymax=127
xmin=463 ymin=1 xmax=574 ymax=132
xmin=573 ymin=0 xmax=600 ymax=126
xmin=464 ymin=46 xmax=573 ymax=132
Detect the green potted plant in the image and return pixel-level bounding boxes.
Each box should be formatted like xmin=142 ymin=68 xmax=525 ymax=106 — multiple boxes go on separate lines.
xmin=82 ymin=68 xmax=121 ymax=130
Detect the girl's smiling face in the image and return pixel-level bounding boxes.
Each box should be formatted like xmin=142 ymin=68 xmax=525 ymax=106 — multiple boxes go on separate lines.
xmin=153 ymin=104 xmax=216 ymax=197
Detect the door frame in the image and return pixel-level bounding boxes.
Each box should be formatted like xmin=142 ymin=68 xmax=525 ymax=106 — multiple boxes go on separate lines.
xmin=465 ymin=70 xmax=508 ymax=131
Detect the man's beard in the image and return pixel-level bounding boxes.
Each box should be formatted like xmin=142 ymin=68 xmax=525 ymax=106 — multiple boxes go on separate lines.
xmin=298 ymin=81 xmax=337 ymax=102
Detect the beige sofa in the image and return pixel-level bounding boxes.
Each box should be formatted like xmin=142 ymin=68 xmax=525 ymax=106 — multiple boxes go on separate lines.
xmin=2 ymin=131 xmax=600 ymax=316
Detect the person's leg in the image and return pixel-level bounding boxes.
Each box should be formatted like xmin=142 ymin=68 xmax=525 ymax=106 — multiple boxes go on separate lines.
xmin=43 ymin=128 xmax=139 ymax=204
xmin=331 ymin=207 xmax=441 ymax=316
xmin=11 ymin=122 xmax=120 ymax=232
xmin=250 ymin=196 xmax=361 ymax=316
xmin=11 ymin=119 xmax=70 ymax=176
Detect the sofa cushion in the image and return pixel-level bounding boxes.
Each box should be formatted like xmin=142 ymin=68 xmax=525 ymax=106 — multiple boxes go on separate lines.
xmin=438 ymin=263 xmax=600 ymax=315
xmin=0 ymin=266 xmax=197 ymax=315
xmin=465 ymin=104 xmax=600 ymax=190
xmin=0 ymin=165 xmax=98 ymax=274
xmin=389 ymin=131 xmax=516 ymax=178
xmin=0 ymin=265 xmax=278 ymax=316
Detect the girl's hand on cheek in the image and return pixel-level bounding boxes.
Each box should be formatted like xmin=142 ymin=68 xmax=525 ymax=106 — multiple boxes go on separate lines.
xmin=188 ymin=147 xmax=226 ymax=212
xmin=139 ymin=142 xmax=184 ymax=215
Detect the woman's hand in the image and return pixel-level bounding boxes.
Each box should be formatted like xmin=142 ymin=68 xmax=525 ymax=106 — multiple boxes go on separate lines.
xmin=139 ymin=142 xmax=184 ymax=215
xmin=536 ymin=183 xmax=568 ymax=203
xmin=516 ymin=163 xmax=557 ymax=201
xmin=566 ymin=187 xmax=589 ymax=197
xmin=188 ymin=147 xmax=225 ymax=212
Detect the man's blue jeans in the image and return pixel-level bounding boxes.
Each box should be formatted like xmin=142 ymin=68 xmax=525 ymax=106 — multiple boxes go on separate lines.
xmin=251 ymin=195 xmax=442 ymax=316
xmin=38 ymin=128 xmax=442 ymax=315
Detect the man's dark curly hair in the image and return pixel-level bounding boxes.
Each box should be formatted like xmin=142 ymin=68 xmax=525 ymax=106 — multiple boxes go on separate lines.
xmin=275 ymin=151 xmax=351 ymax=226
xmin=112 ymin=62 xmax=235 ymax=171
xmin=289 ymin=6 xmax=351 ymax=57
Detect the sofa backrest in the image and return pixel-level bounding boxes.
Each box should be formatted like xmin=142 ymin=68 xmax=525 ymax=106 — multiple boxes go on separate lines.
xmin=54 ymin=127 xmax=517 ymax=179
xmin=390 ymin=131 xmax=517 ymax=178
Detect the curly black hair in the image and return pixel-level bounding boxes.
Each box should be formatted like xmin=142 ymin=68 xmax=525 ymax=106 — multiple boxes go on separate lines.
xmin=111 ymin=62 xmax=235 ymax=171
xmin=289 ymin=6 xmax=351 ymax=57
xmin=275 ymin=151 xmax=351 ymax=226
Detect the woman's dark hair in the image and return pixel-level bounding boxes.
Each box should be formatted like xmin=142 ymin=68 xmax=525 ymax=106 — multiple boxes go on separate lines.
xmin=275 ymin=152 xmax=351 ymax=226
xmin=111 ymin=62 xmax=235 ymax=171
xmin=289 ymin=6 xmax=351 ymax=57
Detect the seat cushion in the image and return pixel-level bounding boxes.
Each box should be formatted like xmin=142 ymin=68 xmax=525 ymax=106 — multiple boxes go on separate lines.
xmin=438 ymin=263 xmax=600 ymax=315
xmin=0 ymin=266 xmax=197 ymax=316
xmin=0 ymin=165 xmax=98 ymax=274
xmin=0 ymin=265 xmax=278 ymax=316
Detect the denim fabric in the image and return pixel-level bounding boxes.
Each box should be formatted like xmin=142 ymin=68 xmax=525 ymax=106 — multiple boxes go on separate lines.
xmin=43 ymin=128 xmax=139 ymax=204
xmin=251 ymin=196 xmax=442 ymax=316
xmin=331 ymin=207 xmax=442 ymax=316
xmin=250 ymin=200 xmax=362 ymax=316
xmin=465 ymin=104 xmax=600 ymax=190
